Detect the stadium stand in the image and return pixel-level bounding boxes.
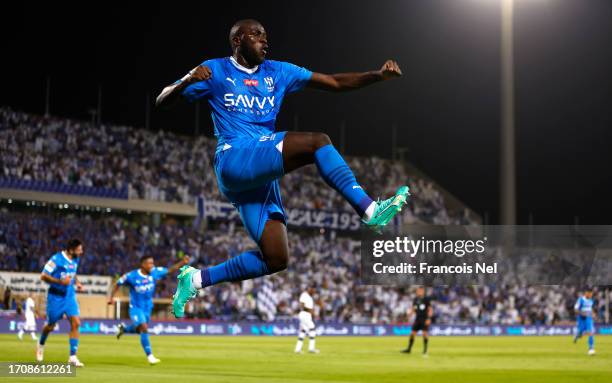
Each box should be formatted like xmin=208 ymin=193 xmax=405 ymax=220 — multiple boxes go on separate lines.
xmin=1 ymin=209 xmax=609 ymax=325
xmin=2 ymin=107 xmax=608 ymax=326
xmin=0 ymin=107 xmax=477 ymax=224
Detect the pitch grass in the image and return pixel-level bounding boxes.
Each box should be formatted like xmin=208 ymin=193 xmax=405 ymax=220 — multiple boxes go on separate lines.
xmin=1 ymin=335 xmax=611 ymax=383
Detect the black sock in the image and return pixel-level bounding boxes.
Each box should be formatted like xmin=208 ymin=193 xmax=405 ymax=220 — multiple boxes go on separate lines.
xmin=423 ymin=337 xmax=429 ymax=354
xmin=407 ymin=336 xmax=414 ymax=352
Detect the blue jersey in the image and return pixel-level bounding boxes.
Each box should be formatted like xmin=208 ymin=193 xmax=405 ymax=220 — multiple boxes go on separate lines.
xmin=575 ymin=296 xmax=594 ymax=317
xmin=42 ymin=251 xmax=79 ymax=296
xmin=180 ymin=57 xmax=312 ymax=154
xmin=117 ymin=267 xmax=168 ymax=310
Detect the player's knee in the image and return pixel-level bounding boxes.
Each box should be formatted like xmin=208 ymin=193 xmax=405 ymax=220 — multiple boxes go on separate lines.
xmin=138 ymin=324 xmax=148 ymax=333
xmin=70 ymin=317 xmax=80 ymax=328
xmin=268 ymin=256 xmax=288 ymax=273
xmin=264 ymin=251 xmax=288 ymax=273
xmin=311 ymin=132 xmax=331 ymax=152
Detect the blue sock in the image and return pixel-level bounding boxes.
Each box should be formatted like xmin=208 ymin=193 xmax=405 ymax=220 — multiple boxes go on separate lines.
xmin=140 ymin=332 xmax=152 ymax=356
xmin=125 ymin=323 xmax=138 ymax=333
xmin=314 ymin=144 xmax=373 ymax=217
xmin=201 ymin=250 xmax=270 ymax=287
xmin=588 ymin=335 xmax=594 ymax=349
xmin=69 ymin=338 xmax=79 ymax=356
xmin=39 ymin=331 xmax=49 ymax=346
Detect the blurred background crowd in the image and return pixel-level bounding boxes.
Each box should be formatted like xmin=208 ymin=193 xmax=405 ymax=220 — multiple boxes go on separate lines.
xmin=0 ymin=108 xmax=608 ymax=325
xmin=1 ymin=210 xmax=608 ymax=325
xmin=0 ymin=107 xmax=474 ymax=224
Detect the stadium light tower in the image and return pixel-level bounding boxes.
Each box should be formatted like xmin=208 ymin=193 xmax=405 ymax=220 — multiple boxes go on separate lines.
xmin=500 ymin=0 xmax=516 ymax=225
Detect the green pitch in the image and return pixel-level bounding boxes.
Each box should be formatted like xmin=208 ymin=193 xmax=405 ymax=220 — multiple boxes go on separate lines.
xmin=1 ymin=335 xmax=610 ymax=383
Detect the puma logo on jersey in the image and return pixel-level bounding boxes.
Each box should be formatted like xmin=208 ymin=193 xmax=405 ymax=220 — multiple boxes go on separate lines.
xmin=226 ymin=77 xmax=236 ymax=86
xmin=224 ymin=93 xmax=275 ymax=109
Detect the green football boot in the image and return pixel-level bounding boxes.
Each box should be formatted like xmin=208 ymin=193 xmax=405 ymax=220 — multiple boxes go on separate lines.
xmin=363 ymin=185 xmax=410 ymax=233
xmin=171 ymin=265 xmax=199 ymax=318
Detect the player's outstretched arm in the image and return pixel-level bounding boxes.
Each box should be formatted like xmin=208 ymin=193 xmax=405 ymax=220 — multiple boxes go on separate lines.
xmin=307 ymin=59 xmax=402 ymax=92
xmin=155 ymin=65 xmax=212 ymax=109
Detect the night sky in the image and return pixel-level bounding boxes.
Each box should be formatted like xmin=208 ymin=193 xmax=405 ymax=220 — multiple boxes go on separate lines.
xmin=3 ymin=0 xmax=611 ymax=224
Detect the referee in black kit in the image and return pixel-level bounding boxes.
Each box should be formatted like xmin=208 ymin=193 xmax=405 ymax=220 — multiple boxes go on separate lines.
xmin=401 ymin=286 xmax=433 ymax=356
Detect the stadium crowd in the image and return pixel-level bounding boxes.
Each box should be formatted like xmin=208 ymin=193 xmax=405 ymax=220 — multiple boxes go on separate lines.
xmin=0 ymin=107 xmax=473 ymax=225
xmin=0 ymin=210 xmax=609 ymax=325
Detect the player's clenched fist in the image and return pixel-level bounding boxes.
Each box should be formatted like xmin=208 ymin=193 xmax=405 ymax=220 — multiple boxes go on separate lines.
xmin=380 ymin=60 xmax=402 ymax=80
xmin=186 ymin=65 xmax=212 ymax=83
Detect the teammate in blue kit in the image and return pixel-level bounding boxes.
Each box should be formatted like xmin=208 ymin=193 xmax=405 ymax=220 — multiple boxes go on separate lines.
xmin=573 ymin=287 xmax=596 ymax=355
xmin=108 ymin=254 xmax=190 ymax=364
xmin=156 ymin=19 xmax=410 ymax=318
xmin=36 ymin=239 xmax=85 ymax=367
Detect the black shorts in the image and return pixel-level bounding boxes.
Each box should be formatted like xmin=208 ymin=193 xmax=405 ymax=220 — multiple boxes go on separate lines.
xmin=411 ymin=319 xmax=429 ymax=332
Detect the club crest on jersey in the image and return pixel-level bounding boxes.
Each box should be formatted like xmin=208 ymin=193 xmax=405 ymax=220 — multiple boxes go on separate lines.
xmin=264 ymin=77 xmax=274 ymax=92
xmin=243 ymin=79 xmax=259 ymax=86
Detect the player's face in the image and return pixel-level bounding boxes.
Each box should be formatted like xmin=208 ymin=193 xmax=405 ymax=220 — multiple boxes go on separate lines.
xmin=69 ymin=245 xmax=83 ymax=258
xmin=585 ymin=291 xmax=593 ymax=299
xmin=141 ymin=258 xmax=155 ymax=274
xmin=239 ymin=23 xmax=268 ymax=65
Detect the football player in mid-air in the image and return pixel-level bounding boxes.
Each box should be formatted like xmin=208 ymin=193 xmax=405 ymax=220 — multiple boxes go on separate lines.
xmin=108 ymin=254 xmax=190 ymax=365
xmin=156 ymin=19 xmax=410 ymax=318
xmin=573 ymin=287 xmax=596 ymax=355
xmin=401 ymin=287 xmax=433 ymax=356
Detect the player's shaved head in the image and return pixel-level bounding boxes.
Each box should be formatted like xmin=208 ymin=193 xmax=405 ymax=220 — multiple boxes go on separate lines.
xmin=229 ymin=19 xmax=269 ymax=67
xmin=229 ymin=19 xmax=264 ymax=48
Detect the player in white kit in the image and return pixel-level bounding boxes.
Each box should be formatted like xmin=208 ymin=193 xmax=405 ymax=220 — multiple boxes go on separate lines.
xmin=295 ymin=287 xmax=319 ymax=354
xmin=18 ymin=294 xmax=38 ymax=341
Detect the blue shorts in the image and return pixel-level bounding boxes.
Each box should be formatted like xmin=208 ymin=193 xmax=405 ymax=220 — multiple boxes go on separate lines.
xmin=577 ymin=316 xmax=594 ymax=334
xmin=215 ymin=132 xmax=287 ymax=243
xmin=46 ymin=293 xmax=79 ymax=325
xmin=129 ymin=305 xmax=151 ymax=326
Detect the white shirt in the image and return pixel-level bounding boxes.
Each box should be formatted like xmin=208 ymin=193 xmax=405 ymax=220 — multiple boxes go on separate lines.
xmin=299 ymin=292 xmax=314 ymax=311
xmin=25 ymin=297 xmax=35 ymax=317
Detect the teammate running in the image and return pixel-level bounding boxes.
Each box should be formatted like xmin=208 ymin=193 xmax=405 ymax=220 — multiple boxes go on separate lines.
xmin=401 ymin=287 xmax=432 ymax=356
xmin=17 ymin=293 xmax=37 ymax=341
xmin=156 ymin=19 xmax=410 ymax=318
xmin=108 ymin=255 xmax=190 ymax=365
xmin=573 ymin=287 xmax=596 ymax=355
xmin=37 ymin=239 xmax=85 ymax=367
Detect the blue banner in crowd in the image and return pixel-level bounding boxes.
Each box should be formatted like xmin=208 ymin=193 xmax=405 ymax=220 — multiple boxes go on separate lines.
xmin=2 ymin=318 xmax=611 ymax=336
xmin=205 ymin=200 xmax=362 ymax=231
